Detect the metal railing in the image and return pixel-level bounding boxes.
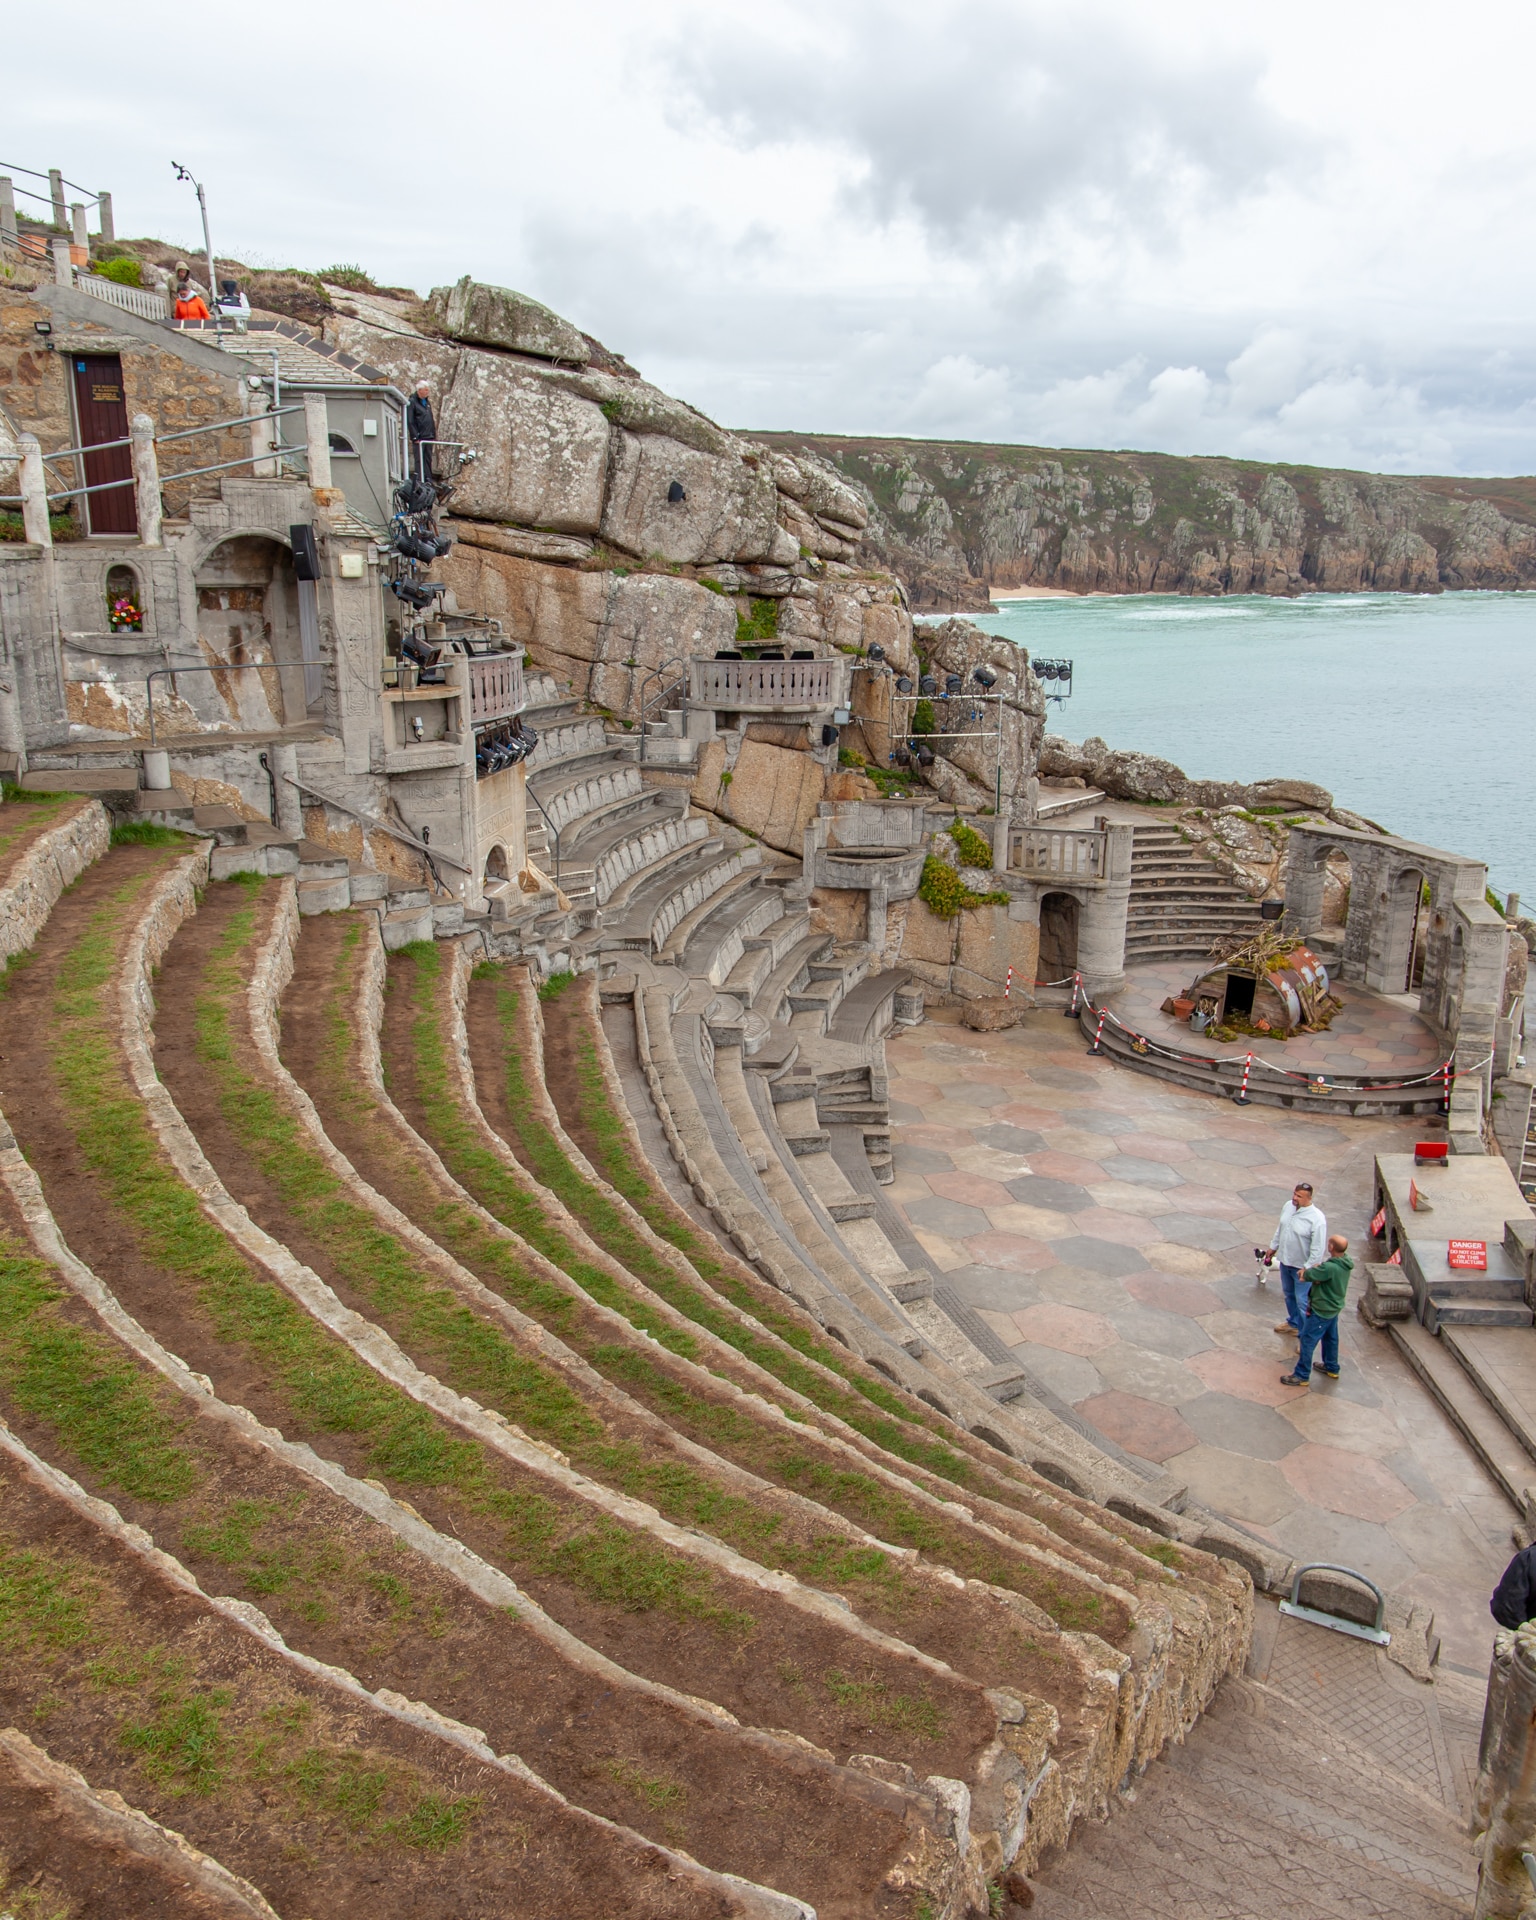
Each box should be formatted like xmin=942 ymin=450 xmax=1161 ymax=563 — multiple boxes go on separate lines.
xmin=1008 ymin=825 xmax=1108 ymax=883
xmin=638 ymin=654 xmax=687 ymax=765
xmin=2 ymin=406 xmax=305 ymax=508
xmin=145 ymin=659 xmax=291 ymax=747
xmin=687 ymin=654 xmax=849 ymax=711
xmin=467 ymin=651 xmax=525 ymax=726
xmin=526 ymin=783 xmax=563 ymax=882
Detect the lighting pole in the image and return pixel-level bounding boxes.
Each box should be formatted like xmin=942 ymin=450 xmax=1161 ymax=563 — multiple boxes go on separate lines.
xmin=171 ymin=162 xmax=221 ymax=332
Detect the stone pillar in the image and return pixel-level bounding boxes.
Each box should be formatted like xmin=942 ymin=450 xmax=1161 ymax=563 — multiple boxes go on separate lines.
xmin=1475 ymin=1623 xmax=1536 ymax=1917
xmin=97 ymin=191 xmax=114 ymax=245
xmin=48 ymin=169 xmax=65 ymax=230
xmin=273 ymin=743 xmax=303 ymax=838
xmin=1076 ymin=820 xmax=1134 ymax=996
xmin=142 ymin=750 xmax=172 ymax=791
xmin=303 ymin=393 xmax=332 ymax=490
xmin=17 ymin=436 xmax=51 ymax=548
xmin=50 ymin=238 xmax=72 ymax=287
xmin=0 ymin=179 xmax=16 ymax=245
xmin=130 ymin=415 xmax=162 ymax=548
xmin=70 ymin=202 xmax=88 ymax=258
xmin=243 ymin=382 xmax=278 ymax=479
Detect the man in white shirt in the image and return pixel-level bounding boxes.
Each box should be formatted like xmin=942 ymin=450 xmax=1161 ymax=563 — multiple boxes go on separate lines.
xmin=1269 ymin=1181 xmax=1327 ymax=1340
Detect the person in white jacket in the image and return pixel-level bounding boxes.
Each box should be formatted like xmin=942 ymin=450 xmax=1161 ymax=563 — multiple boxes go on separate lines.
xmin=1269 ymin=1182 xmax=1327 ymax=1339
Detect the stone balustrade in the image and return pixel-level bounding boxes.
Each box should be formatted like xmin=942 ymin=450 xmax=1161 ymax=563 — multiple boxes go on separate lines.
xmin=467 ymin=649 xmax=526 ymax=726
xmin=687 ymin=653 xmax=851 ymax=712
xmin=1009 ymin=824 xmax=1109 ymax=885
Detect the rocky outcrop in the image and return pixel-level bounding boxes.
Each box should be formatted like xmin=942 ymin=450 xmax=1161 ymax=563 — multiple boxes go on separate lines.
xmin=1041 ymin=734 xmax=1333 ymax=814
xmin=755 ymin=432 xmax=1536 ymax=603
xmin=426 ymin=277 xmax=590 ymax=365
xmin=439 ymin=356 xmax=610 ymax=533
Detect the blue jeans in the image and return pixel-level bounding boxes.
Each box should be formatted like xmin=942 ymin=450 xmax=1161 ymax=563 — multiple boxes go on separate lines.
xmin=1294 ymin=1311 xmax=1340 ymax=1381
xmin=1280 ymin=1264 xmax=1312 ymax=1331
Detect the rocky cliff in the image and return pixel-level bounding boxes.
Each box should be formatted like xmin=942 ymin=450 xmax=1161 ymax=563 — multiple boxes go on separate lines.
xmin=308 ymin=281 xmax=916 ymax=731
xmin=751 ymin=433 xmax=1536 ymax=606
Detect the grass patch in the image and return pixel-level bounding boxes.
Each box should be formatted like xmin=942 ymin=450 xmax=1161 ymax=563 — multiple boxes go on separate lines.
xmin=823 ymin=1668 xmax=947 ymax=1741
xmin=917 ymin=856 xmax=1008 ymax=919
xmin=38 ymin=874 xmax=749 ymax=1638
xmin=109 ymin=820 xmax=190 ymax=848
xmin=0 ymin=1529 xmax=479 ymax=1844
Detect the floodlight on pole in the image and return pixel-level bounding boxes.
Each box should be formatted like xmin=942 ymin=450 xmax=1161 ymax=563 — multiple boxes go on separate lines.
xmin=171 ymin=161 xmax=221 ymax=332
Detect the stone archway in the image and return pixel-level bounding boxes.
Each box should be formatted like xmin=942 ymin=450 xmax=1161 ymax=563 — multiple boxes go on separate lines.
xmin=194 ymin=535 xmax=302 ymax=726
xmin=1038 ymin=891 xmax=1080 ymax=983
xmin=484 ymin=843 xmax=511 ymax=886
xmin=1385 ymin=865 xmax=1430 ymax=992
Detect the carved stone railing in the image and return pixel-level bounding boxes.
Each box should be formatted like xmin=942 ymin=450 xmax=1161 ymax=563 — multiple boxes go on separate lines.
xmin=1008 ymin=825 xmax=1108 ymax=885
xmin=468 ymin=650 xmax=525 ymax=726
xmin=687 ymin=654 xmax=851 ymax=712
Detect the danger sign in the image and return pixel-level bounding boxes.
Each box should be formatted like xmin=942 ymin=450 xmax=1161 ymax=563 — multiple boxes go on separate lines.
xmin=1448 ymin=1240 xmax=1488 ymax=1270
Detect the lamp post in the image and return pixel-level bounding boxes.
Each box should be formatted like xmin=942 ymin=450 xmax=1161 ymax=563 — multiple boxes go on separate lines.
xmin=171 ymin=162 xmax=221 ymax=331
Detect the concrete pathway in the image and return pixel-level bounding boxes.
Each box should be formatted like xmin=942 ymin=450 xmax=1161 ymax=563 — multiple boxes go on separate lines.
xmin=886 ymin=1005 xmax=1516 ymax=1673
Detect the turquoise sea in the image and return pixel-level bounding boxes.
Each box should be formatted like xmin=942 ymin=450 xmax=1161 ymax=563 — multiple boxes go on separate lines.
xmin=966 ymin=591 xmax=1536 ymax=907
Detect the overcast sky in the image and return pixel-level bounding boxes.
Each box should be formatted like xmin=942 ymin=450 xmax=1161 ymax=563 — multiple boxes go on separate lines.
xmin=11 ymin=0 xmax=1536 ymax=474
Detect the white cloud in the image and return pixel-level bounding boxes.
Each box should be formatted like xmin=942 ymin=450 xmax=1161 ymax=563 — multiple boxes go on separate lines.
xmin=10 ymin=0 xmax=1536 ymax=473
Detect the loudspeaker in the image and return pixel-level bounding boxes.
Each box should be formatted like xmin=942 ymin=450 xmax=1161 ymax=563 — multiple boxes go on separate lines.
xmin=290 ymin=524 xmax=321 ymax=581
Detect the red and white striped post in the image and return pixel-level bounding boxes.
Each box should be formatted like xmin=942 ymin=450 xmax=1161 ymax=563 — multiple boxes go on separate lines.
xmin=1064 ymin=969 xmax=1082 ymax=1019
xmin=1087 ymin=1004 xmax=1108 ymax=1055
xmin=1004 ymin=966 xmax=1014 ymax=999
xmin=1234 ymin=1051 xmax=1254 ymax=1105
xmin=1441 ymin=1058 xmax=1452 ymax=1114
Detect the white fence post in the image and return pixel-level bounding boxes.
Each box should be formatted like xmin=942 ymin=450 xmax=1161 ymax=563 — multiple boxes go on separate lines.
xmin=131 ymin=415 xmax=162 ymax=548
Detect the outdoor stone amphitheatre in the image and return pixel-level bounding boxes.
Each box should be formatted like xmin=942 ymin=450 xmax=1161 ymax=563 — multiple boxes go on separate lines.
xmin=0 ymin=246 xmax=1523 ymax=1917
xmin=0 ymin=793 xmax=1255 ymax=1919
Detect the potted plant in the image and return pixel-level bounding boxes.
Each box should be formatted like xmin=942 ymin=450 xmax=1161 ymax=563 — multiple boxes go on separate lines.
xmin=108 ymin=592 xmax=143 ymax=633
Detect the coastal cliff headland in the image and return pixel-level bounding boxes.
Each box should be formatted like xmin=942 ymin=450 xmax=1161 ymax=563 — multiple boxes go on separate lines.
xmin=752 ymin=432 xmax=1536 ymax=609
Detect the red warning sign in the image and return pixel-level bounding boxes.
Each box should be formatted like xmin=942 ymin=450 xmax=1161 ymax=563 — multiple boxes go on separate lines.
xmin=1448 ymin=1240 xmax=1488 ymax=1270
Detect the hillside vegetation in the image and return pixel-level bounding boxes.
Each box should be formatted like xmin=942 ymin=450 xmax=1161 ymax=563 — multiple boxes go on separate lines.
xmin=753 ymin=432 xmax=1536 ymax=607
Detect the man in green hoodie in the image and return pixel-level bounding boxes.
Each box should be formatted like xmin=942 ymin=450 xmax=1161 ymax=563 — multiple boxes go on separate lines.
xmin=1281 ymin=1235 xmax=1353 ymax=1386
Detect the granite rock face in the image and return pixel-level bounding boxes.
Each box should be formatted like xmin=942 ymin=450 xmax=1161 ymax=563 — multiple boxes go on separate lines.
xmin=600 ymin=433 xmax=781 ymax=565
xmin=438 ymin=356 xmax=610 ymax=533
xmin=427 ymin=277 xmax=591 ymax=365
xmin=1041 ymin=734 xmax=1333 ymax=814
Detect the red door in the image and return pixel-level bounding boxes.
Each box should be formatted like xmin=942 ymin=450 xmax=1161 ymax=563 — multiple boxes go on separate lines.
xmin=70 ymin=354 xmax=137 ymax=536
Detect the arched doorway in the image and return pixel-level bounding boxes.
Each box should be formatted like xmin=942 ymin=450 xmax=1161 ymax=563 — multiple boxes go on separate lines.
xmin=484 ymin=844 xmax=510 ymax=887
xmin=1386 ymin=866 xmax=1430 ymax=993
xmin=1038 ymin=891 xmax=1080 ymax=983
xmin=194 ymin=536 xmax=302 ymax=726
xmin=1320 ymin=846 xmax=1352 ymax=931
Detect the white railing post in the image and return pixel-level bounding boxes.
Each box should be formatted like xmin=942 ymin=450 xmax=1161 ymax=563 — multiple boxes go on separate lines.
xmin=131 ymin=414 xmax=162 ymax=548
xmin=303 ymin=393 xmax=332 ymax=490
xmin=18 ymin=435 xmax=51 ymax=548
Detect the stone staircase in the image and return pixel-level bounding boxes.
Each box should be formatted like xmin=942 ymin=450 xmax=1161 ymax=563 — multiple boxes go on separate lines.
xmin=1033 ymin=1600 xmax=1478 ymax=1918
xmin=1126 ymin=819 xmax=1267 ymax=965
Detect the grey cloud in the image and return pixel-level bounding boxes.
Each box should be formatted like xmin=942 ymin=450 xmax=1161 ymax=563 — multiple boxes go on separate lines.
xmin=662 ymin=0 xmax=1307 ymax=246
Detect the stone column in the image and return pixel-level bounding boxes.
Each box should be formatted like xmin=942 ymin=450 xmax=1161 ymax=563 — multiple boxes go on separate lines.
xmin=1474 ymin=1622 xmax=1536 ymax=1917
xmin=17 ymin=436 xmax=51 ymax=548
xmin=48 ymin=169 xmax=65 ymax=230
xmin=272 ymin=743 xmax=303 ymax=838
xmin=1076 ymin=820 xmax=1134 ymax=996
xmin=303 ymin=393 xmax=332 ymax=490
xmin=97 ymin=191 xmax=114 ymax=245
xmin=50 ymin=238 xmax=72 ymax=287
xmin=142 ymin=751 xmax=172 ymax=791
xmin=130 ymin=415 xmax=162 ymax=548
xmin=0 ymin=179 xmax=16 ymax=245
xmin=243 ymin=382 xmax=278 ymax=479
xmin=70 ymin=202 xmax=88 ymax=259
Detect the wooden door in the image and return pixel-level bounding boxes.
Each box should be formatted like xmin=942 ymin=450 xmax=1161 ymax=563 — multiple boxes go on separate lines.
xmin=70 ymin=354 xmax=137 ymax=536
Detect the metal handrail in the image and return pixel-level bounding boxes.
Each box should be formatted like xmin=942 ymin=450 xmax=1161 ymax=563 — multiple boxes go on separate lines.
xmin=525 ymin=782 xmax=562 ymax=881
xmin=3 ymin=441 xmax=304 ymax=508
xmin=29 ymin=405 xmax=303 ymax=465
xmin=280 ymin=773 xmax=470 ymax=879
xmin=1279 ymin=1562 xmax=1390 ymax=1645
xmin=637 ymin=654 xmax=687 ymax=766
